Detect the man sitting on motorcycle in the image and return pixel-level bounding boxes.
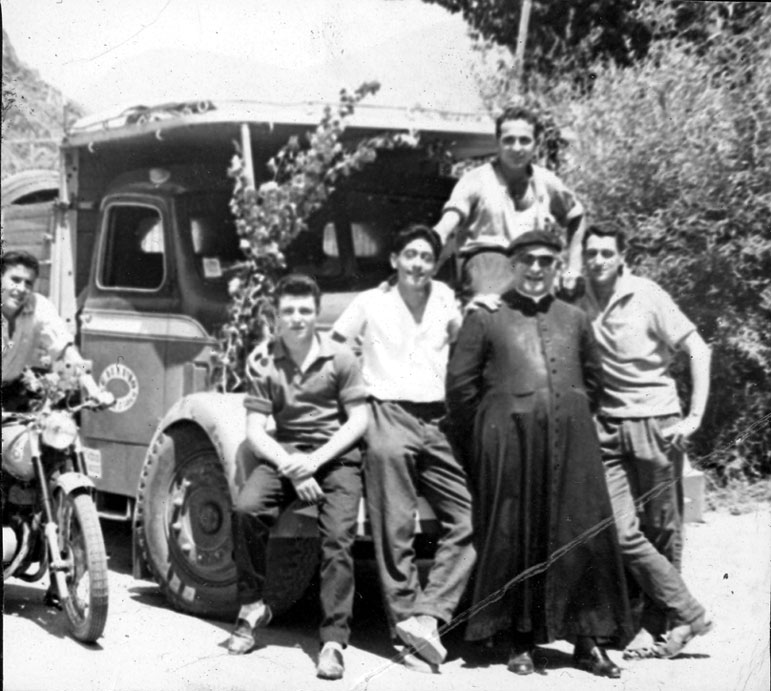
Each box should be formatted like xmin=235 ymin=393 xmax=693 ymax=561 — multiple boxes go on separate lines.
xmin=1 ymin=250 xmax=111 ymax=410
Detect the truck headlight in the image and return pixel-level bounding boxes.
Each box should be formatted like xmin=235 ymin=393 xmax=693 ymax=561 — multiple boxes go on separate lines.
xmin=41 ymin=412 xmax=78 ymax=450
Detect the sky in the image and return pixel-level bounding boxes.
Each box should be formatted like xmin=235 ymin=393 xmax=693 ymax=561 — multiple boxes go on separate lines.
xmin=2 ymin=0 xmax=489 ymax=115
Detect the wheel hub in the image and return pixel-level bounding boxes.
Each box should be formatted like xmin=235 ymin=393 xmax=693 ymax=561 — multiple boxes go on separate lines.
xmin=197 ymin=502 xmax=223 ymax=534
xmin=168 ymin=455 xmax=233 ymax=576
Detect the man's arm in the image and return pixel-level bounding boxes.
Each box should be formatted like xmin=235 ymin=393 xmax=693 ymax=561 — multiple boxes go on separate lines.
xmin=279 ymin=400 xmax=368 ymax=503
xmin=245 ymin=409 xmax=294 ymax=471
xmin=304 ymin=400 xmax=369 ymax=472
xmin=578 ymin=311 xmax=604 ymax=412
xmin=434 ymin=209 xmax=462 ymax=247
xmin=561 ymin=214 xmax=587 ymax=292
xmin=244 ymin=409 xmax=327 ymax=504
xmin=660 ymin=331 xmax=712 ymax=448
xmin=56 ymin=345 xmax=114 ymax=406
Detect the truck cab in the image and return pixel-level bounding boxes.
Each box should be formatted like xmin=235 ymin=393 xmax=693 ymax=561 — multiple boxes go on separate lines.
xmin=36 ymin=100 xmax=496 ymax=616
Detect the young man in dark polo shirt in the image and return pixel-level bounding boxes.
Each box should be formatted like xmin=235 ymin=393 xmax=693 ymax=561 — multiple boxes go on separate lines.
xmin=225 ymin=274 xmax=369 ymax=681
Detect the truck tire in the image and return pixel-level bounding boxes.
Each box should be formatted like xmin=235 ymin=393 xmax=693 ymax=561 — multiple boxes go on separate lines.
xmin=135 ymin=424 xmax=319 ymax=619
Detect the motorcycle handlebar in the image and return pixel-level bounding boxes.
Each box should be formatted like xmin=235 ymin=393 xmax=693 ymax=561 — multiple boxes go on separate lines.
xmin=1 ymin=394 xmax=112 ymax=422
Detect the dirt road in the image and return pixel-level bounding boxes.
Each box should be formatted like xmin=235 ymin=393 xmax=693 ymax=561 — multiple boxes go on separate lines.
xmin=3 ymin=507 xmax=769 ymax=691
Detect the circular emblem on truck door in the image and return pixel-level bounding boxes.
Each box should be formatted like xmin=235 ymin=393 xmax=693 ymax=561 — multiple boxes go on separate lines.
xmin=99 ymin=363 xmax=140 ymax=413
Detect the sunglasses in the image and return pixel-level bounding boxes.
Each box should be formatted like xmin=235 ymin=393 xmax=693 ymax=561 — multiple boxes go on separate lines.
xmin=584 ymin=249 xmax=618 ymax=259
xmin=515 ymin=253 xmax=558 ymax=269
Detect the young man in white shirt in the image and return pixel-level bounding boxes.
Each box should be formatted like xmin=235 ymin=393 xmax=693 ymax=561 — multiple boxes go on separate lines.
xmin=2 ymin=250 xmax=111 ymax=409
xmin=332 ymin=225 xmax=475 ymax=672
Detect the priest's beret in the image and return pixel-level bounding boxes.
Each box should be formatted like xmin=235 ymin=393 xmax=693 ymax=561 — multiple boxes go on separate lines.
xmin=506 ymin=229 xmax=564 ymax=255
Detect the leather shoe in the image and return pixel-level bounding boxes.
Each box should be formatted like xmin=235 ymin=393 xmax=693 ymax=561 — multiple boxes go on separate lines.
xmin=507 ymin=648 xmax=535 ymax=675
xmin=316 ymin=642 xmax=345 ymax=680
xmin=395 ymin=615 xmax=447 ymax=666
xmin=226 ymin=603 xmax=273 ymax=655
xmin=226 ymin=618 xmax=259 ymax=655
xmin=573 ymin=640 xmax=621 ymax=679
xmin=393 ymin=645 xmax=439 ymax=674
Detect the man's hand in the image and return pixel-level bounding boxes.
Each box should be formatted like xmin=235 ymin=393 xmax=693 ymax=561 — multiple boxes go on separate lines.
xmin=93 ymin=390 xmax=116 ymax=409
xmin=560 ymin=267 xmax=581 ymax=291
xmin=557 ymin=269 xmax=585 ymax=301
xmin=660 ymin=416 xmax=702 ymax=451
xmin=291 ymin=476 xmax=325 ymax=504
xmin=279 ymin=453 xmax=319 ymax=482
xmin=465 ymin=293 xmax=502 ymax=314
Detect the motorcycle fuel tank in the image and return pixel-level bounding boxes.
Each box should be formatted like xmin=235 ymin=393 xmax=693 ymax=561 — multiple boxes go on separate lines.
xmin=2 ymin=424 xmax=35 ymax=481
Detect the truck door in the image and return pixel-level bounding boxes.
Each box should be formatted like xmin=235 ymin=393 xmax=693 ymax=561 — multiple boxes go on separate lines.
xmin=79 ymin=199 xmax=179 ymax=503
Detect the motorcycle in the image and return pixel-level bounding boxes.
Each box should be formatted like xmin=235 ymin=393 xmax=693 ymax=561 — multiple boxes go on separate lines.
xmin=2 ymin=367 xmax=110 ymax=643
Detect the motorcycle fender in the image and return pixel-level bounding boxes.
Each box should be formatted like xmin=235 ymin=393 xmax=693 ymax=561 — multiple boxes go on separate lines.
xmin=55 ymin=471 xmax=95 ymax=496
xmin=150 ymin=392 xmax=248 ymax=501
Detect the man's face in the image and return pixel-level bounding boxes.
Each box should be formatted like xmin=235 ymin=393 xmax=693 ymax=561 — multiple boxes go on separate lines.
xmin=583 ymin=234 xmax=623 ymax=288
xmin=1 ymin=264 xmax=37 ymax=318
xmin=510 ymin=245 xmax=560 ymax=298
xmin=390 ymin=238 xmax=437 ymax=292
xmin=276 ymin=294 xmax=318 ymax=347
xmin=497 ymin=118 xmax=537 ymax=171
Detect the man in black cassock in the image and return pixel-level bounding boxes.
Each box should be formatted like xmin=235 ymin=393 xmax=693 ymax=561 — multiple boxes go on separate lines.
xmin=446 ymin=229 xmax=632 ymax=678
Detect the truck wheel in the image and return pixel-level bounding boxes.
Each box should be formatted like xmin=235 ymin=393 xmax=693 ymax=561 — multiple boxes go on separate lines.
xmin=135 ymin=425 xmax=318 ymax=619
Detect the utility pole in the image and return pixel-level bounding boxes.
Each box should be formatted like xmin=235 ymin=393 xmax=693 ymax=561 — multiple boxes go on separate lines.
xmin=513 ymin=0 xmax=534 ymax=91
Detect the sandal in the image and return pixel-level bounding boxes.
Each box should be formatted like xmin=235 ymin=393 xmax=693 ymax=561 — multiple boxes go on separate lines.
xmin=623 ymin=628 xmax=657 ymax=660
xmin=653 ymin=613 xmax=714 ymax=659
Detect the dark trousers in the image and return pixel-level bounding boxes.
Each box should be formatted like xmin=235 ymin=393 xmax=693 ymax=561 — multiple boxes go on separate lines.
xmin=365 ymin=399 xmax=476 ymax=632
xmin=597 ymin=415 xmax=704 ymax=632
xmin=231 ymin=452 xmax=362 ymax=646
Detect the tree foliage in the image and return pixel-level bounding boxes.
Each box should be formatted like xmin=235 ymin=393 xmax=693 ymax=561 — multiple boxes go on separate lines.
xmin=464 ymin=2 xmax=771 ymax=480
xmin=214 ymin=83 xmax=413 ymax=391
xmin=556 ymin=8 xmax=771 ymax=480
xmin=427 ymin=0 xmax=767 ymax=86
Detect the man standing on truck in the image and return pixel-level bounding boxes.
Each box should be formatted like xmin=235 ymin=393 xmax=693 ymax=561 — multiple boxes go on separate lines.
xmin=581 ymin=225 xmax=714 ymax=659
xmin=2 ymin=250 xmax=110 ymax=409
xmin=225 ymin=273 xmax=369 ymax=682
xmin=332 ymin=225 xmax=475 ymax=673
xmin=433 ymin=105 xmax=586 ymax=300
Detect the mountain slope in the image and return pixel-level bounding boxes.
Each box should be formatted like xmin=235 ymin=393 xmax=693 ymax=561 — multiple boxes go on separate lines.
xmin=2 ymin=30 xmax=84 ymax=178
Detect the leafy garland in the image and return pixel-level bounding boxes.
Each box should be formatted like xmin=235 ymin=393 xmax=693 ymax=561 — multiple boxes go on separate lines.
xmin=214 ymin=82 xmax=414 ymax=392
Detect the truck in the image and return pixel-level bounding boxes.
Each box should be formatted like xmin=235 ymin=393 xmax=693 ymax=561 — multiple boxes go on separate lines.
xmin=2 ymin=98 xmax=495 ymax=618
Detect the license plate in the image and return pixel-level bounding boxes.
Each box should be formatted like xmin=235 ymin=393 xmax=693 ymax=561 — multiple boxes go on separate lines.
xmin=81 ymin=447 xmax=102 ymax=479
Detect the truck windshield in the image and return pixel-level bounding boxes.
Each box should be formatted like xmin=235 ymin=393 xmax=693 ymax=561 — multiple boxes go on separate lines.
xmin=185 ymin=192 xmax=243 ymax=282
xmin=183 ymin=188 xmax=443 ymax=292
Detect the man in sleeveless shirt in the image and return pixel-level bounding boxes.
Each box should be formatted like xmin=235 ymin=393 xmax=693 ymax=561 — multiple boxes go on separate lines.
xmin=433 ymin=106 xmax=585 ymax=300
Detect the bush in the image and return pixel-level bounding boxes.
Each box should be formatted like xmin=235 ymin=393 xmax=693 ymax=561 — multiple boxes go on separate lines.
xmin=558 ymin=11 xmax=771 ymax=480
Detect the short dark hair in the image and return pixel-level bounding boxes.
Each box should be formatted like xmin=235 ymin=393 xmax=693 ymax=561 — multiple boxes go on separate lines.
xmin=1 ymin=250 xmax=40 ymax=278
xmin=495 ymin=105 xmax=542 ymax=140
xmin=583 ymin=225 xmax=626 ymax=253
xmin=274 ymin=273 xmax=321 ymax=310
xmin=391 ymin=224 xmax=442 ymax=262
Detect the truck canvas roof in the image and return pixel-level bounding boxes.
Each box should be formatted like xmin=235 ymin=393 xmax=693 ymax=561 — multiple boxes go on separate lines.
xmin=64 ymin=99 xmax=496 ymax=160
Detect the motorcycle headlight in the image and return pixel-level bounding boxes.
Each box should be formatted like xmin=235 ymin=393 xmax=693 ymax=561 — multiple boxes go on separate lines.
xmin=41 ymin=411 xmax=78 ymax=450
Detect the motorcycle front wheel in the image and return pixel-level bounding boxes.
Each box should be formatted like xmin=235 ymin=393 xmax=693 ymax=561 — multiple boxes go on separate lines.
xmin=57 ymin=493 xmax=109 ymax=642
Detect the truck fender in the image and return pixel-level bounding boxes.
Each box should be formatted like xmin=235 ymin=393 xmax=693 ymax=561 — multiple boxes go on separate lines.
xmin=148 ymin=391 xmax=318 ymax=537
xmin=55 ymin=471 xmax=95 ymax=495
xmin=148 ymin=391 xmax=251 ymax=502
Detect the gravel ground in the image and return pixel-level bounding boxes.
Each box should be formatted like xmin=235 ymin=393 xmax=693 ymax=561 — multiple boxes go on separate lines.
xmin=3 ymin=507 xmax=769 ymax=691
